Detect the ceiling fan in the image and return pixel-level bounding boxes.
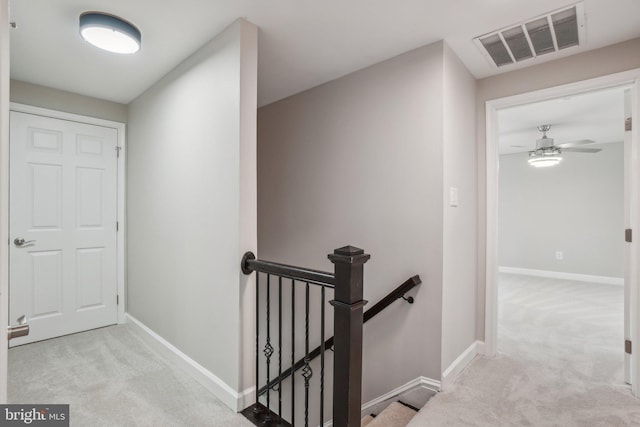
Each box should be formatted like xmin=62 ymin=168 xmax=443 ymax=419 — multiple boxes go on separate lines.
xmin=528 ymin=124 xmax=601 ymax=167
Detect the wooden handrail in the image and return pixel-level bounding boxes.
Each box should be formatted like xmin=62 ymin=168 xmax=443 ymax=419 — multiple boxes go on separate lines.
xmin=241 ymin=251 xmax=335 ymax=287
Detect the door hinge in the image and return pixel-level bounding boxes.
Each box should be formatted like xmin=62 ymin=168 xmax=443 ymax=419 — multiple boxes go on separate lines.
xmin=626 ymin=229 xmax=632 ymax=243
xmin=626 ymin=339 xmax=632 ymax=354
xmin=116 ymin=221 xmax=119 ymax=232
xmin=116 ymin=146 xmax=122 ymax=158
xmin=117 ymin=295 xmax=119 ymax=305
xmin=626 ymin=117 xmax=632 ymax=132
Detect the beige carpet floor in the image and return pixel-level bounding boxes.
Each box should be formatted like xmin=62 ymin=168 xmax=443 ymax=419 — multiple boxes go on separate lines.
xmin=8 ymin=324 xmax=254 ymax=427
xmin=408 ymin=273 xmax=640 ymax=426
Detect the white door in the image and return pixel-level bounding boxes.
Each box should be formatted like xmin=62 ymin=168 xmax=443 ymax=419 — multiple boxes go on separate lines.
xmin=9 ymin=111 xmax=118 ymax=346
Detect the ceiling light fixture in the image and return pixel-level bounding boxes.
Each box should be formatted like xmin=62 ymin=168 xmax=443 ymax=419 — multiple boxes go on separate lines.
xmin=527 ymin=125 xmax=565 ymax=167
xmin=528 ymin=155 xmax=562 ymax=168
xmin=528 ymin=145 xmax=562 ymax=167
xmin=79 ymin=12 xmax=141 ymax=54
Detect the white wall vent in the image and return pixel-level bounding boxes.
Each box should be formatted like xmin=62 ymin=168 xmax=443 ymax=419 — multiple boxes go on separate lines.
xmin=474 ymin=3 xmax=585 ymax=68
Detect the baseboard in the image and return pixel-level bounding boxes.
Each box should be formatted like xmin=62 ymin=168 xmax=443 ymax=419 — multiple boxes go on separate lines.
xmin=322 ymin=376 xmax=440 ymax=427
xmin=441 ymin=340 xmax=482 ymax=391
xmin=476 ymin=341 xmax=488 ymax=356
xmin=499 ymin=266 xmax=623 ymax=286
xmin=126 ymin=314 xmax=252 ymax=412
xmin=236 ymin=386 xmax=255 ymax=412
xmin=362 ymin=376 xmax=440 ymax=412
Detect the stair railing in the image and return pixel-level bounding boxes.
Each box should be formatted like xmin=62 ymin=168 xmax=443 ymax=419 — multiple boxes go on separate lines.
xmin=256 ymin=274 xmax=421 ymax=398
xmin=241 ymin=245 xmax=370 ymax=427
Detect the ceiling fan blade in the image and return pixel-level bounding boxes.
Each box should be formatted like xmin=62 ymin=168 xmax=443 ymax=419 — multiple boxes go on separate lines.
xmin=557 ymin=139 xmax=595 ymax=148
xmin=562 ymin=147 xmax=602 ymax=153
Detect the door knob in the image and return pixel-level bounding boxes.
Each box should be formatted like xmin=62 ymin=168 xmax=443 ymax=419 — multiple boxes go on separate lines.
xmin=8 ymin=315 xmax=29 ymax=340
xmin=14 ymin=237 xmax=35 ymax=247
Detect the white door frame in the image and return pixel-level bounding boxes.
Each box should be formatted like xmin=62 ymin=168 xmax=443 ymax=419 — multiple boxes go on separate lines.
xmin=9 ymin=103 xmax=127 ymax=325
xmin=484 ymin=68 xmax=640 ymax=395
xmin=0 ymin=0 xmax=10 ymax=404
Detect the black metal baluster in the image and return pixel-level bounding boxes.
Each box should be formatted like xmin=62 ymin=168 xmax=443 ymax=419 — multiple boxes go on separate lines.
xmin=240 ymin=248 xmax=371 ymax=427
xmin=320 ymin=286 xmax=325 ymax=426
xmin=278 ymin=276 xmax=283 ymax=418
xmin=302 ymin=282 xmax=313 ymax=427
xmin=253 ymin=273 xmax=260 ymax=416
xmin=264 ymin=274 xmax=273 ymax=423
xmin=291 ymin=279 xmax=295 ymax=426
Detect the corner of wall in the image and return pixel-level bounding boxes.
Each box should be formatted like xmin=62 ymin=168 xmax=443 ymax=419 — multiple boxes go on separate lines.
xmin=126 ymin=17 xmax=257 ymax=410
xmin=440 ymin=41 xmax=479 ymax=372
xmin=440 ymin=340 xmax=483 ymax=391
xmin=237 ymin=16 xmax=259 ymax=399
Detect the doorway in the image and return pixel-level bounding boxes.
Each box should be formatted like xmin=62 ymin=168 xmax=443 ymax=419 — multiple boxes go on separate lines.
xmin=484 ymin=69 xmax=640 ymax=395
xmin=7 ymin=104 xmax=127 ymax=347
xmin=496 ymin=85 xmax=628 ymax=386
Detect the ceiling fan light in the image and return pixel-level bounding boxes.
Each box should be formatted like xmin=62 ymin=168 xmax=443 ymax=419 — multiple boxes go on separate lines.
xmin=79 ymin=12 xmax=141 ymax=54
xmin=528 ymin=156 xmax=562 ymax=168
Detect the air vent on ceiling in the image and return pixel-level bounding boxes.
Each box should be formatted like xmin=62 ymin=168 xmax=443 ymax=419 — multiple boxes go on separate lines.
xmin=474 ymin=3 xmax=585 ymax=68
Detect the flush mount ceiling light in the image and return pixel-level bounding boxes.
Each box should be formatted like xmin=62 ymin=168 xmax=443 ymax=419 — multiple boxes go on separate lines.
xmin=79 ymin=12 xmax=141 ymax=54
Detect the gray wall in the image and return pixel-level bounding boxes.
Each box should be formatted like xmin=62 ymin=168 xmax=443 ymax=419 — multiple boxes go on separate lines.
xmin=258 ymin=40 xmax=477 ymax=399
xmin=476 ymin=37 xmax=640 ymax=339
xmin=10 ymin=80 xmax=127 ymax=123
xmin=127 ymin=19 xmax=257 ymax=401
xmin=441 ymin=44 xmax=478 ymax=373
xmin=499 ymin=143 xmax=624 ymax=277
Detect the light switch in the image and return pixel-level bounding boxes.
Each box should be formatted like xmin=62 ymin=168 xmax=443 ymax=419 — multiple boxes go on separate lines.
xmin=450 ymin=187 xmax=458 ymax=207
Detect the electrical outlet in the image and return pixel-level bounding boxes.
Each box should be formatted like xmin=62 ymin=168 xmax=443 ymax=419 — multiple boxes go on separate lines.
xmin=555 ymin=251 xmax=563 ymax=260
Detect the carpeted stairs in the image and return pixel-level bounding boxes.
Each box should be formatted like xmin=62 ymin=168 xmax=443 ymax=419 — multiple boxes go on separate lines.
xmin=361 ymin=401 xmax=418 ymax=427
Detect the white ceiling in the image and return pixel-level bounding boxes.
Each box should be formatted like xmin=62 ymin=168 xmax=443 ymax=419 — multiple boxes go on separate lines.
xmin=8 ymin=0 xmax=640 ymax=107
xmin=498 ymin=85 xmax=628 ymax=155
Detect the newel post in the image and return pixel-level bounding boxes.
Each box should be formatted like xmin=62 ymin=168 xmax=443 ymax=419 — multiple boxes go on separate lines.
xmin=329 ymin=245 xmax=370 ymax=427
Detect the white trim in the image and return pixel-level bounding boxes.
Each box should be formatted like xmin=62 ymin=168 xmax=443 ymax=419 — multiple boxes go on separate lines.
xmin=476 ymin=341 xmax=488 ymax=356
xmin=10 ymin=103 xmax=125 ymax=129
xmin=485 ymin=99 xmax=500 ymax=358
xmin=362 ymin=376 xmax=440 ymax=412
xmin=236 ymin=386 xmax=256 ymax=413
xmin=441 ymin=341 xmax=482 ymax=390
xmin=9 ymin=102 xmax=127 ymax=324
xmin=0 ymin=0 xmax=9 ymax=403
xmin=483 ymin=68 xmax=640 ymax=111
xmin=322 ymin=376 xmax=440 ymax=427
xmin=630 ymin=77 xmax=640 ymax=396
xmin=484 ymin=68 xmax=640 ymax=395
xmin=126 ymin=314 xmax=251 ymax=411
xmin=116 ymin=121 xmax=126 ymax=324
xmin=499 ymin=266 xmax=624 ymax=286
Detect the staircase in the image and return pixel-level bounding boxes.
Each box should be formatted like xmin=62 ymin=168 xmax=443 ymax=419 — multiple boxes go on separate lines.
xmin=241 ymin=246 xmax=423 ymax=427
xmin=361 ymin=401 xmax=419 ymax=427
